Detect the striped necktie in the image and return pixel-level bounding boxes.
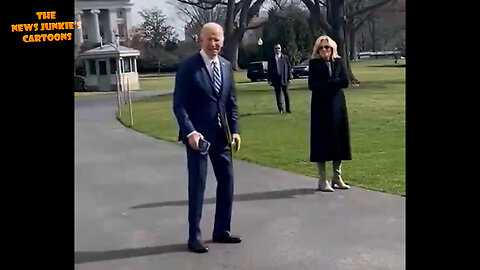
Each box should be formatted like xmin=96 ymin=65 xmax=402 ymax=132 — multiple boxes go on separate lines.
xmin=212 ymin=61 xmax=222 ymax=127
xmin=212 ymin=61 xmax=221 ymax=96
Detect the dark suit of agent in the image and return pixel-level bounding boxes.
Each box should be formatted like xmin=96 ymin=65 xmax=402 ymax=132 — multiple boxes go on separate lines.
xmin=267 ymin=44 xmax=292 ymax=113
xmin=173 ymin=22 xmax=242 ymax=254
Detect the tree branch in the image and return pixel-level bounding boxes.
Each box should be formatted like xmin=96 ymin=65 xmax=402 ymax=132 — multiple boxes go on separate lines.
xmin=272 ymin=0 xmax=284 ymax=10
xmin=238 ymin=0 xmax=252 ymax=30
xmin=348 ymin=0 xmax=396 ymax=18
xmin=352 ymin=13 xmax=370 ymax=31
xmin=301 ymin=0 xmax=315 ymax=11
xmin=246 ymin=0 xmax=266 ymax=23
xmin=176 ymin=0 xmax=228 ymax=10
xmin=346 ymin=0 xmax=363 ymax=12
xmin=302 ymin=0 xmax=331 ymax=34
xmin=246 ymin=20 xmax=267 ymax=30
xmin=314 ymin=0 xmax=327 ymax=7
xmin=234 ymin=0 xmax=245 ymax=17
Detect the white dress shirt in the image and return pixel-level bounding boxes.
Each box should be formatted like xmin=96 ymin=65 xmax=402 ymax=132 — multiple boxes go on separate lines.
xmin=200 ymin=49 xmax=220 ymax=80
xmin=275 ymin=53 xmax=282 ymax=75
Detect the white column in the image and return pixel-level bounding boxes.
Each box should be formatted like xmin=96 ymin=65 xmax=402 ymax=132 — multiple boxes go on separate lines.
xmin=90 ymin=9 xmax=102 ymax=44
xmin=109 ymin=9 xmax=119 ymax=44
xmin=74 ymin=10 xmax=83 ymax=45
xmin=124 ymin=8 xmax=132 ymax=40
xmin=133 ymin=58 xmax=137 ymax=73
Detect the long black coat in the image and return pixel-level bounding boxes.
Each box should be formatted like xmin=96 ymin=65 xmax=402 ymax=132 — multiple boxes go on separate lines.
xmin=308 ymin=58 xmax=352 ymax=162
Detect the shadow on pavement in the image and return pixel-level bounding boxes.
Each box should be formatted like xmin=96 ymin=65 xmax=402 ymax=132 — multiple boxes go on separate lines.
xmin=75 ymin=239 xmax=219 ymax=264
xmin=130 ymin=188 xmax=316 ymax=209
xmin=75 ymin=243 xmax=188 ymax=264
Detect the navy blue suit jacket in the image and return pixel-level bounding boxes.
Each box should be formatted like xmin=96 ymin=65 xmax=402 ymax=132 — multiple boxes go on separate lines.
xmin=173 ymin=52 xmax=239 ymax=145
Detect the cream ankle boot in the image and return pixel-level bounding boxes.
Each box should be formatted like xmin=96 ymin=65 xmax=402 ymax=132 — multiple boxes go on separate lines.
xmin=316 ymin=162 xmax=334 ymax=192
xmin=332 ymin=161 xmax=350 ymax=189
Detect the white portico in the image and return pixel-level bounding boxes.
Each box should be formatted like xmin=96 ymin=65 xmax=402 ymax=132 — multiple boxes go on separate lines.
xmin=74 ymin=0 xmax=133 ymax=54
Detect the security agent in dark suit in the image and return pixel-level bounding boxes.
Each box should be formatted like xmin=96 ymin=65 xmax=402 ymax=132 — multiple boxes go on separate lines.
xmin=173 ymin=22 xmax=242 ymax=253
xmin=267 ymin=44 xmax=292 ymax=113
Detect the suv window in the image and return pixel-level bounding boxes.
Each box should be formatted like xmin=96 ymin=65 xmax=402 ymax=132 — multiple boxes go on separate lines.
xmin=249 ymin=63 xmax=263 ymax=69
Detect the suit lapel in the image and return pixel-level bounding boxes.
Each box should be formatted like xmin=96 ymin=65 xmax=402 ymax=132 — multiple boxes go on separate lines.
xmin=197 ymin=53 xmax=218 ymax=101
xmin=219 ymin=58 xmax=228 ymax=101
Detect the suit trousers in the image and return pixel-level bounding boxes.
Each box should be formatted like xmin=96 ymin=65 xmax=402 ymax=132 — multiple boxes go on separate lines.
xmin=273 ymin=84 xmax=290 ymax=112
xmin=186 ymin=127 xmax=234 ymax=242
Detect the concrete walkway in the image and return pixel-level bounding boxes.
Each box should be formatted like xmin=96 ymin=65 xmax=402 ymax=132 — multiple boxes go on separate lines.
xmin=74 ymin=90 xmax=405 ymax=270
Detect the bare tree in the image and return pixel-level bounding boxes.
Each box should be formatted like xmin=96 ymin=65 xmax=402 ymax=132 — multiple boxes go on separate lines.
xmin=176 ymin=0 xmax=268 ymax=69
xmin=300 ymin=0 xmax=396 ymax=85
xmin=367 ymin=12 xmax=377 ymax=52
xmin=345 ymin=1 xmax=372 ymax=61
xmin=171 ymin=0 xmax=226 ymax=41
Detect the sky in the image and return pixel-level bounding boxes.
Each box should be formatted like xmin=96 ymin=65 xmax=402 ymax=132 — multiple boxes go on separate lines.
xmin=129 ymin=0 xmax=271 ymax=41
xmin=130 ymin=0 xmax=186 ymax=40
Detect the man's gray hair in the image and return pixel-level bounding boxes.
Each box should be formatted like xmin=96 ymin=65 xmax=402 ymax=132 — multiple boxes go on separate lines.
xmin=200 ymin=22 xmax=224 ymax=39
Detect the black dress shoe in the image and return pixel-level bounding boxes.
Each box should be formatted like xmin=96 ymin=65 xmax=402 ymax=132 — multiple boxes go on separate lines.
xmin=188 ymin=240 xmax=209 ymax=253
xmin=286 ymin=110 xmax=291 ymax=113
xmin=212 ymin=232 xmax=242 ymax=243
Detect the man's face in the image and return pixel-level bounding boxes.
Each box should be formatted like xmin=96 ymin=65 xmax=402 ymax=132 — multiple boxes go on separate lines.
xmin=274 ymin=45 xmax=282 ymax=54
xmin=200 ymin=27 xmax=224 ymax=58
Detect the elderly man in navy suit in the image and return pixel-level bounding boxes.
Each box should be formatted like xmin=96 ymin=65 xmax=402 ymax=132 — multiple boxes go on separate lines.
xmin=173 ymin=22 xmax=242 ymax=253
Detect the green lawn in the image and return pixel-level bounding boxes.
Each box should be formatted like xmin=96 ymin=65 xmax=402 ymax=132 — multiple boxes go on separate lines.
xmin=120 ymin=59 xmax=405 ymax=195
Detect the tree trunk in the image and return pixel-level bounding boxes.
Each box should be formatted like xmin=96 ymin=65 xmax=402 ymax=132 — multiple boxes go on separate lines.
xmin=304 ymin=0 xmax=360 ymax=85
xmin=223 ymin=42 xmax=240 ymax=70
xmin=327 ymin=0 xmax=359 ymax=85
xmin=222 ymin=30 xmax=243 ymax=70
xmin=349 ymin=29 xmax=358 ymax=61
xmin=361 ymin=32 xmax=365 ymax=51
xmin=224 ymin=0 xmax=235 ymax=39
xmin=221 ymin=0 xmax=263 ymax=69
xmin=368 ymin=17 xmax=376 ymax=52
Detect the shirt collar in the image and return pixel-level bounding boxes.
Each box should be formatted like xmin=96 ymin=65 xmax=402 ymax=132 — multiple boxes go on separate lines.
xmin=200 ymin=49 xmax=220 ymax=67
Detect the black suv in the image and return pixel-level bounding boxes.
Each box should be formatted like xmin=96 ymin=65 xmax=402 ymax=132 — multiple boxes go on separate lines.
xmin=292 ymin=59 xmax=310 ymax=79
xmin=247 ymin=61 xmax=268 ymax=82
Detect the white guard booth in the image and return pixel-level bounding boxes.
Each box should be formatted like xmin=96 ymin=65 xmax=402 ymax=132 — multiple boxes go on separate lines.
xmin=79 ymin=44 xmax=140 ymax=91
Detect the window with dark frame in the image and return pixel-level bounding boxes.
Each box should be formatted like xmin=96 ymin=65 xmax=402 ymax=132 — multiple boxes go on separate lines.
xmin=89 ymin=60 xmax=96 ymax=75
xmin=99 ymin=61 xmax=107 ymax=75
xmin=110 ymin=58 xmax=117 ymax=74
xmin=124 ymin=57 xmax=131 ymax=73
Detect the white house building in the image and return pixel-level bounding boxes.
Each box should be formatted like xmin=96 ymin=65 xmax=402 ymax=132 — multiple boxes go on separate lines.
xmin=75 ymin=0 xmax=140 ymax=91
xmin=74 ymin=0 xmax=134 ymax=55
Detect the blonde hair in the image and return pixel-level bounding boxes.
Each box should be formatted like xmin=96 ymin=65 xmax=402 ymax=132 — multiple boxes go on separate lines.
xmin=311 ymin=35 xmax=341 ymax=61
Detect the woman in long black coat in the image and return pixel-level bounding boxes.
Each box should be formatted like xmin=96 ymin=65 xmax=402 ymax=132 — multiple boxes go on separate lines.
xmin=308 ymin=35 xmax=352 ymax=192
